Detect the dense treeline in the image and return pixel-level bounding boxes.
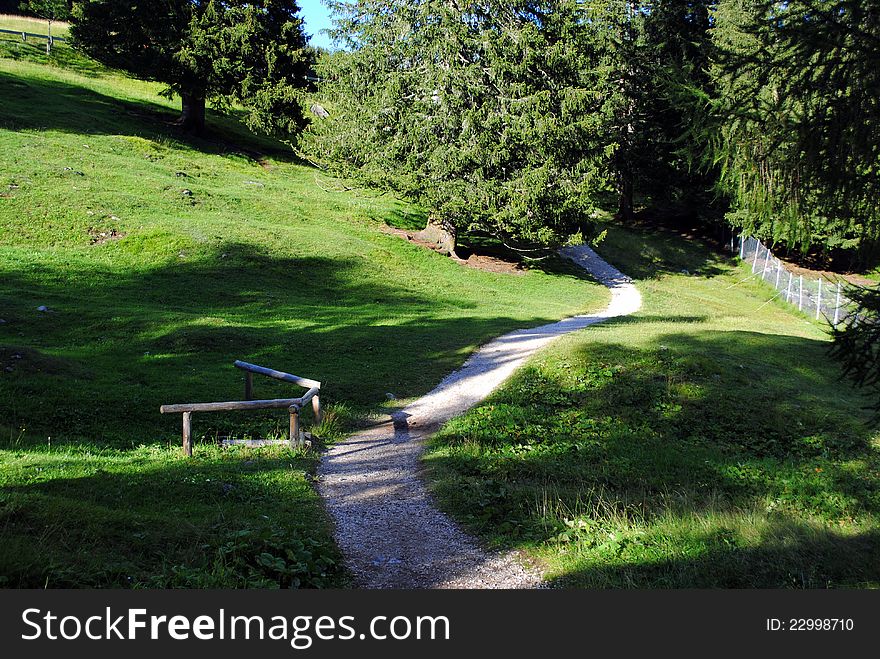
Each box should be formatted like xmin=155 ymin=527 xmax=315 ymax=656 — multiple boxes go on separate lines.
xmin=7 ymin=2 xmax=878 ymax=261
xmin=704 ymin=0 xmax=880 ymax=269
xmin=310 ymin=0 xmax=719 ymax=251
xmin=309 ymin=0 xmax=879 ymax=265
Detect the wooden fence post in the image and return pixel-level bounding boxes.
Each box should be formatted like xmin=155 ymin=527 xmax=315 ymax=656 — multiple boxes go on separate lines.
xmin=244 ymin=372 xmax=253 ymax=400
xmin=834 ymin=282 xmax=842 ymax=325
xmin=182 ymin=411 xmax=192 ymax=457
xmin=312 ymin=394 xmax=322 ymax=424
xmin=289 ymin=405 xmax=301 ymax=449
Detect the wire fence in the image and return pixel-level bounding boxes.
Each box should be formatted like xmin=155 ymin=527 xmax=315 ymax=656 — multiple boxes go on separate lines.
xmin=726 ymin=234 xmax=853 ymax=326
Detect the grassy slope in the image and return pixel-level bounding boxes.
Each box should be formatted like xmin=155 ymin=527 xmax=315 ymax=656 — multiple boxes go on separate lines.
xmin=426 ymin=226 xmax=880 ymax=588
xmin=0 ymin=39 xmax=606 ymax=587
xmin=0 ymin=14 xmax=69 ymax=39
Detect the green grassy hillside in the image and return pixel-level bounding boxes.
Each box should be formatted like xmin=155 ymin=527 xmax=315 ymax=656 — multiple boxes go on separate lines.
xmin=0 ymin=14 xmax=69 ymax=39
xmin=0 ymin=39 xmax=606 ymax=587
xmin=426 ymin=226 xmax=880 ymax=588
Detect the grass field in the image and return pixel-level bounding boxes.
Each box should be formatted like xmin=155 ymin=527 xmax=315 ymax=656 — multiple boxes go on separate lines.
xmin=0 ymin=39 xmax=606 ymax=587
xmin=425 ymin=226 xmax=880 ymax=588
xmin=0 ymin=14 xmax=69 ymax=39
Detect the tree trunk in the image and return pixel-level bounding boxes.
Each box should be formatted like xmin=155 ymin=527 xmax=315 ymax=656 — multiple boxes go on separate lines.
xmin=415 ymin=216 xmax=459 ymax=259
xmin=617 ymin=167 xmax=634 ymax=222
xmin=177 ymin=93 xmax=206 ymax=135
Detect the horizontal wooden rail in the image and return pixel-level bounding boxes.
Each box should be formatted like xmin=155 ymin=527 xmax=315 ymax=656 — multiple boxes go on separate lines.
xmin=234 ymin=360 xmax=320 ymax=389
xmin=160 ymin=397 xmax=304 ymax=414
xmin=0 ymin=28 xmax=66 ymax=41
xmin=298 ymin=386 xmax=320 ymax=406
xmin=161 ymin=360 xmax=322 ymax=456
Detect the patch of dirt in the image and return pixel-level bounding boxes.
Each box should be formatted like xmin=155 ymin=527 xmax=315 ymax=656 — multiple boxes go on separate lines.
xmin=770 ymin=260 xmax=875 ymax=287
xmin=381 ymin=225 xmax=525 ymax=275
xmin=88 ymin=227 xmax=125 ymax=245
xmin=462 ymin=253 xmax=525 ymax=275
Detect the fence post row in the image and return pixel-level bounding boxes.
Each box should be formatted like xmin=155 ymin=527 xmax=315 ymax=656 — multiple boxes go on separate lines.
xmin=834 ymin=283 xmax=842 ymax=326
xmin=733 ymin=234 xmax=852 ymax=327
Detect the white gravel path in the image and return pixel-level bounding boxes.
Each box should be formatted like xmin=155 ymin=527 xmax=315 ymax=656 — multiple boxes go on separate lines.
xmin=317 ymin=245 xmax=642 ymax=588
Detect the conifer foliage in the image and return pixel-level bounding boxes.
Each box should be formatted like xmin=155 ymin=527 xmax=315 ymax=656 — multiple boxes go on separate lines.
xmin=706 ymin=0 xmax=880 ymax=263
xmin=70 ymin=0 xmax=315 ymax=136
xmin=315 ymin=0 xmax=619 ymax=249
xmin=314 ymin=1 xmax=713 ymax=248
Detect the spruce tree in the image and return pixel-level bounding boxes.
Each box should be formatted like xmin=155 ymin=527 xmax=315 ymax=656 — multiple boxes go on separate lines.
xmin=706 ymin=0 xmax=880 ymax=264
xmin=830 ymin=285 xmax=880 ymax=416
xmin=314 ymin=0 xmax=616 ymax=251
xmin=70 ymin=0 xmax=315 ymax=136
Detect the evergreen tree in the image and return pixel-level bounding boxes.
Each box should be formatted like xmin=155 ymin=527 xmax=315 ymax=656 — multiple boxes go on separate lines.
xmin=313 ymin=0 xmax=617 ymax=251
xmin=70 ymin=0 xmax=315 ymax=136
xmin=705 ymin=0 xmax=880 ymax=265
xmin=636 ymin=0 xmax=716 ymax=218
xmin=830 ymin=285 xmax=880 ymax=416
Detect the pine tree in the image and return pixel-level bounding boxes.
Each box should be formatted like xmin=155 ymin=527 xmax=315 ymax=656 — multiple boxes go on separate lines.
xmin=706 ymin=0 xmax=880 ymax=265
xmin=313 ymin=0 xmax=616 ymax=251
xmin=830 ymin=285 xmax=880 ymax=416
xmin=70 ymin=0 xmax=315 ymax=136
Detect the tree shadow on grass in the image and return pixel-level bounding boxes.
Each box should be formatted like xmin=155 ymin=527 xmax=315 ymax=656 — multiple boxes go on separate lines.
xmin=426 ymin=328 xmax=880 ymax=587
xmin=0 ymin=67 xmax=302 ymax=165
xmin=596 ymin=222 xmax=733 ymax=280
xmin=548 ymin=521 xmax=880 ymax=589
xmin=0 ymin=449 xmax=344 ymax=588
xmin=0 ymin=242 xmax=567 ymax=448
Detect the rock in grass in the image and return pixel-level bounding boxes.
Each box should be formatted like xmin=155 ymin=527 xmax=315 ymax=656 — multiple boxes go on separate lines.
xmin=310 ymin=103 xmax=330 ymax=119
xmin=36 ymin=305 xmax=49 ymax=312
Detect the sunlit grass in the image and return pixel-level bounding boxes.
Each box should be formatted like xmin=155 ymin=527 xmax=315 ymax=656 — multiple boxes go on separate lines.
xmin=0 ymin=14 xmax=70 ymax=39
xmin=426 ymin=225 xmax=880 ymax=588
xmin=0 ymin=39 xmax=606 ymax=587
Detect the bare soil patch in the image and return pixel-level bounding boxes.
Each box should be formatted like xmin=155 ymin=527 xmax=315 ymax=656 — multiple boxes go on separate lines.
xmin=87 ymin=227 xmax=125 ymax=245
xmin=381 ymin=225 xmax=525 ymax=275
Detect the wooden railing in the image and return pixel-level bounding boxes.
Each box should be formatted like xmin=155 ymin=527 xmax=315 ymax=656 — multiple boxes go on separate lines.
xmin=160 ymin=360 xmax=322 ymax=456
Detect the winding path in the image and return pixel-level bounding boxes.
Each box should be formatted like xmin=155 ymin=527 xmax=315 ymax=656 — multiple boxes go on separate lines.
xmin=317 ymin=245 xmax=642 ymax=588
